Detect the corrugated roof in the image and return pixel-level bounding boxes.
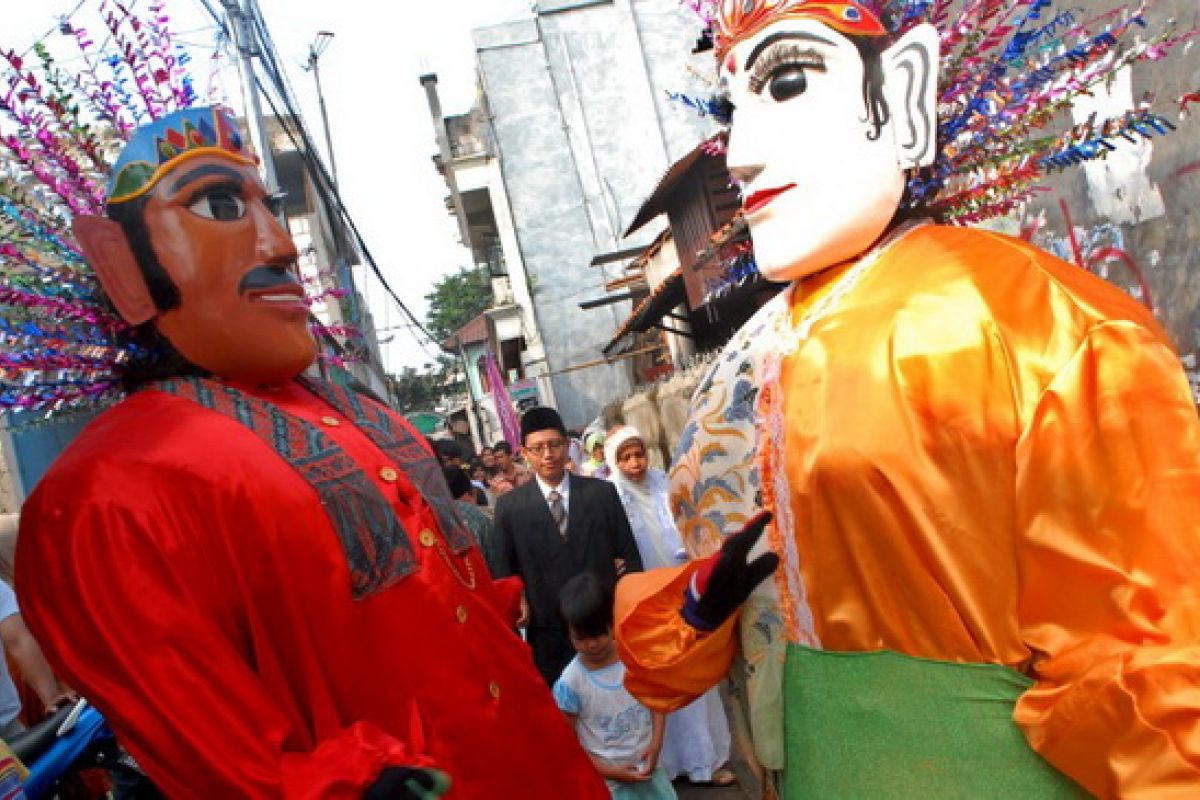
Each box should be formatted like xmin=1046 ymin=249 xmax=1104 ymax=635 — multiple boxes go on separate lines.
xmin=624 ymin=136 xmax=721 ymax=237
xmin=603 ymin=267 xmax=686 ymax=355
xmin=440 ymin=310 xmax=491 ymax=351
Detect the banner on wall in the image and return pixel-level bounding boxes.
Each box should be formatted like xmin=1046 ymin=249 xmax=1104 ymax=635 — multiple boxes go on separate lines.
xmin=508 ymin=378 xmax=541 ymax=413
xmin=484 ymin=353 xmax=521 ymax=449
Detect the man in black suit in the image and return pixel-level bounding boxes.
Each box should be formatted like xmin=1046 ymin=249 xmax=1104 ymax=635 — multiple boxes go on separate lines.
xmin=493 ymin=407 xmax=643 ymax=685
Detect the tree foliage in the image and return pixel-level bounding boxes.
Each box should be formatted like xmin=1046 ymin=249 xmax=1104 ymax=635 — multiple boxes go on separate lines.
xmin=425 ymin=266 xmax=492 ymax=343
xmin=387 ymin=268 xmax=489 ymax=414
xmin=387 ymin=355 xmax=463 ymax=413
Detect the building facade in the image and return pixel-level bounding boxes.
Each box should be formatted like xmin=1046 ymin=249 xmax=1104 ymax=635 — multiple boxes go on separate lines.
xmin=426 ymin=0 xmax=718 ymax=428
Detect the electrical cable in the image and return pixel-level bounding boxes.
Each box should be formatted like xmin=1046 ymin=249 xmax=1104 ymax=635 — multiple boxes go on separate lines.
xmin=249 ymin=20 xmax=443 ymax=358
xmin=197 ymin=0 xmax=428 ymax=367
xmin=247 ymin=62 xmax=442 ymax=360
xmin=197 ymin=0 xmax=443 ymax=360
xmin=20 ymin=0 xmax=89 ymax=57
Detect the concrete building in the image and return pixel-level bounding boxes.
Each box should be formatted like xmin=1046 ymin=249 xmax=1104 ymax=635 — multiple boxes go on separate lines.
xmin=1015 ymin=0 xmax=1200 ymax=405
xmin=265 ymin=117 xmax=390 ymax=400
xmin=421 ymin=74 xmax=555 ymax=448
xmin=424 ymin=0 xmax=718 ymax=428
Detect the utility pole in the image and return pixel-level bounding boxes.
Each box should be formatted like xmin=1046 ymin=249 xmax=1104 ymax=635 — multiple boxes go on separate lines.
xmin=306 ymin=32 xmax=339 ymax=190
xmin=220 ymin=0 xmax=279 ymax=195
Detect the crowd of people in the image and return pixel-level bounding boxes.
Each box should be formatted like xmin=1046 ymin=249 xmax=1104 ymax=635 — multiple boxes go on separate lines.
xmin=434 ymin=412 xmax=736 ymax=795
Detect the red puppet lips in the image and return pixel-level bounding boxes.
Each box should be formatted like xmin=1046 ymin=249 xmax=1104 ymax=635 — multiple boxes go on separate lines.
xmin=744 ymin=183 xmax=797 ymax=214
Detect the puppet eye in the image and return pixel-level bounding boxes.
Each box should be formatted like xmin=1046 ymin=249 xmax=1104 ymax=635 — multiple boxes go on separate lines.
xmin=767 ymin=65 xmax=808 ymax=102
xmin=747 ymin=45 xmax=825 ymax=101
xmin=188 ymin=191 xmax=246 ymax=221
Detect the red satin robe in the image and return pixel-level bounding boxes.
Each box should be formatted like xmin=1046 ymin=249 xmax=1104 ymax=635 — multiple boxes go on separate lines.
xmin=16 ymin=380 xmax=606 ymax=799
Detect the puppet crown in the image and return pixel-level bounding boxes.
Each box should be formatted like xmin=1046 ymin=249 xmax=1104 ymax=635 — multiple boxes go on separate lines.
xmin=714 ymin=0 xmax=887 ymax=64
xmin=107 ymin=107 xmax=255 ymax=204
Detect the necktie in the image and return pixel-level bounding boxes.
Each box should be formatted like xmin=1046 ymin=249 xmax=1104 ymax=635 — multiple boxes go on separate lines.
xmin=548 ymin=489 xmax=567 ymax=537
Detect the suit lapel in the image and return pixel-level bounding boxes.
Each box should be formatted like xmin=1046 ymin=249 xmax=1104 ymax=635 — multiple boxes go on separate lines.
xmin=565 ymin=474 xmax=592 ymax=563
xmin=524 ymin=479 xmax=565 ymax=545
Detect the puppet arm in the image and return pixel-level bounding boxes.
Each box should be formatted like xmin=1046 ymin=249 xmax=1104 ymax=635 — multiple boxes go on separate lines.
xmin=484 ymin=575 xmax=526 ymax=628
xmin=1013 ymin=320 xmax=1200 ymax=797
xmin=615 ymin=562 xmax=739 ymax=713
xmin=16 ymin=499 xmax=438 ymax=800
xmin=616 ymin=515 xmax=775 ymax=712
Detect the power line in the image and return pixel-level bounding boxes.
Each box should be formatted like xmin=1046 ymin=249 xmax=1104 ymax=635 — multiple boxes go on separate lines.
xmin=195 ymin=0 xmax=444 ymax=362
xmin=20 ymin=0 xmax=88 ymax=58
xmin=247 ymin=20 xmax=440 ymax=356
xmin=251 ymin=13 xmax=442 ymax=356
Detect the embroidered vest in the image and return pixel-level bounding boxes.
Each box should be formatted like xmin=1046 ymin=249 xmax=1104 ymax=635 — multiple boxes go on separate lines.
xmin=149 ymin=376 xmax=473 ymax=599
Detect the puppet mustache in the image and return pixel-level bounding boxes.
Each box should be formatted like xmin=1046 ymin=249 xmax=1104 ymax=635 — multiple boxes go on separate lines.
xmin=238 ymin=265 xmax=302 ymax=295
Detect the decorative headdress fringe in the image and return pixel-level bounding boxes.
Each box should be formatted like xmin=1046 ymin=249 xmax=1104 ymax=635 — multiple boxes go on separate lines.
xmin=0 ymin=2 xmax=199 ymax=425
xmin=678 ymin=0 xmax=1198 ymax=223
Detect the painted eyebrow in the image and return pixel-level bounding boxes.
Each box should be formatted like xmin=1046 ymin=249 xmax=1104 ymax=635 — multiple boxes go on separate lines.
xmin=744 ymin=31 xmax=838 ymax=72
xmin=168 ymin=164 xmax=245 ymax=196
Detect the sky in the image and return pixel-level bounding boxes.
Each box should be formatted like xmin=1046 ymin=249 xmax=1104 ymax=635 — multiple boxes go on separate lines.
xmin=3 ymin=0 xmax=536 ymax=374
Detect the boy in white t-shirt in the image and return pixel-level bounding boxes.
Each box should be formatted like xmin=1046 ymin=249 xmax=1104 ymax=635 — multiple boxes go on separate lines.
xmin=553 ymin=573 xmax=676 ymax=799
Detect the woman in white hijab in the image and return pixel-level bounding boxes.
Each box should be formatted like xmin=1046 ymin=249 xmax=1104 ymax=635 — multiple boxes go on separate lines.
xmin=606 ymin=427 xmax=735 ymax=786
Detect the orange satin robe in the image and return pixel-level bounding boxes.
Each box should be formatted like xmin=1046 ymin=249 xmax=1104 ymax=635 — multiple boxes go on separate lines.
xmin=617 ymin=225 xmax=1200 ymax=797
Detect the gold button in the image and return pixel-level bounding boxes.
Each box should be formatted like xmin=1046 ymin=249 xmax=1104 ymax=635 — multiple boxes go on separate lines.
xmin=320 ymin=415 xmax=340 ymax=427
xmin=379 ymin=466 xmax=399 ymax=483
xmin=419 ymin=530 xmax=437 ymax=547
xmin=456 ymin=605 xmax=468 ymax=624
xmin=488 ymin=680 xmax=501 ymax=699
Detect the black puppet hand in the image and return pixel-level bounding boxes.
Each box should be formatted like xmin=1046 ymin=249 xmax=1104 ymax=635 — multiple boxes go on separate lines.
xmin=363 ymin=766 xmax=451 ymax=800
xmin=681 ymin=512 xmax=779 ymax=632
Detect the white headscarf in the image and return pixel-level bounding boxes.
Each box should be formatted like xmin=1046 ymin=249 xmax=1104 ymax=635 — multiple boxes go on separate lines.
xmin=605 ymin=426 xmax=686 ymax=569
xmin=603 ymin=426 xmax=642 ymax=477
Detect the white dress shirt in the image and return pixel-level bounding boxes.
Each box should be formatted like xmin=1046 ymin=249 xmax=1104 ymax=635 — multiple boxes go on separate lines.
xmin=535 ymin=473 xmax=570 ymax=515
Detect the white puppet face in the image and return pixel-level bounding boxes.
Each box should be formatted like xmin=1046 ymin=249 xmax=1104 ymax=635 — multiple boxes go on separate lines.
xmin=723 ymin=19 xmax=908 ymax=282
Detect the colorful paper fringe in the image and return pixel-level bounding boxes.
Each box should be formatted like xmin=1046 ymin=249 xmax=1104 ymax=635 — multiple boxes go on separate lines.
xmin=0 ymin=3 xmax=197 ymax=424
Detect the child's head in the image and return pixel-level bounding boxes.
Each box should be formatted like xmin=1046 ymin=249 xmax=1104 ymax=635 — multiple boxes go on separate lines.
xmin=583 ymin=431 xmax=605 ymax=463
xmin=605 ymin=426 xmax=648 ymax=484
xmin=443 ymin=465 xmax=474 ymax=501
xmin=559 ymin=572 xmax=616 ymax=667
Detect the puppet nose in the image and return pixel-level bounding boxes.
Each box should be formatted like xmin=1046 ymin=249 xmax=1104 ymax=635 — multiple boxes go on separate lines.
xmin=725 ymin=126 xmax=764 ymax=192
xmin=255 ymin=204 xmax=299 ymax=265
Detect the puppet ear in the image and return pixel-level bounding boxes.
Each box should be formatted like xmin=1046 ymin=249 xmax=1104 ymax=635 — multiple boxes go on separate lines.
xmin=882 ymin=23 xmax=940 ymax=170
xmin=73 ymin=215 xmax=158 ymax=326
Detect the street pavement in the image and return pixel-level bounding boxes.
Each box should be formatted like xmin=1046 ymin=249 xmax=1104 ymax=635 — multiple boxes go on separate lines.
xmin=670 ymin=682 xmax=762 ymax=799
xmin=672 ymin=755 xmax=760 ymax=799
xmin=674 ymin=777 xmax=754 ymax=799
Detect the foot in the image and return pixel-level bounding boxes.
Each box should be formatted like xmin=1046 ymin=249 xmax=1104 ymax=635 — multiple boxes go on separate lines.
xmin=711 ymin=768 xmax=736 ymax=786
xmin=688 ymin=768 xmax=737 ymax=786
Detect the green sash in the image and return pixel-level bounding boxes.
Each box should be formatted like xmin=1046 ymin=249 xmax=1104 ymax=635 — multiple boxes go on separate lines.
xmin=783 ymin=645 xmax=1090 ymax=798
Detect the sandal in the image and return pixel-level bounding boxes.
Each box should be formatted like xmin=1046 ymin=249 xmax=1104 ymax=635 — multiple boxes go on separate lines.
xmin=711 ymin=768 xmax=737 ymax=786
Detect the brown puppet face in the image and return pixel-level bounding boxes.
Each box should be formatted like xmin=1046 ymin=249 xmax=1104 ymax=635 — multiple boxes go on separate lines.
xmin=75 ymin=108 xmax=317 ymax=384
